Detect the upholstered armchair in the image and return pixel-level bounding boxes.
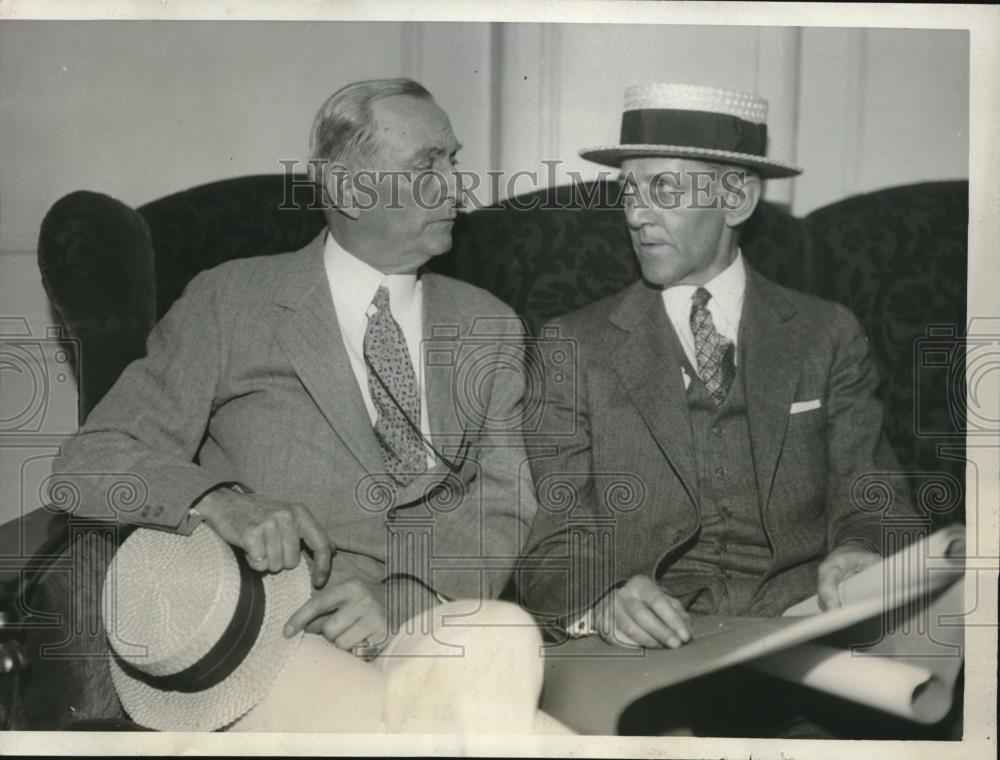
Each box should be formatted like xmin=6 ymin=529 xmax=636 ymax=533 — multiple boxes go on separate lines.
xmin=0 ymin=175 xmax=968 ymax=731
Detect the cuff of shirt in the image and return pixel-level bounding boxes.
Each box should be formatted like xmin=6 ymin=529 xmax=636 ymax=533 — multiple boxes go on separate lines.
xmin=184 ymin=481 xmax=254 ymax=534
xmin=565 ymin=606 xmax=596 ymax=638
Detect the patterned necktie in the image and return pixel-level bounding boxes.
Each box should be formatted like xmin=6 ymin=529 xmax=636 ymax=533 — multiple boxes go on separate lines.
xmin=690 ymin=287 xmax=736 ymax=406
xmin=363 ymin=286 xmax=427 ymax=486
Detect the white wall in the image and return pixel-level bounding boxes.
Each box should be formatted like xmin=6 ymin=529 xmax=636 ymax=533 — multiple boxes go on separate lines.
xmin=490 ymin=24 xmax=968 ymax=214
xmin=0 ymin=21 xmax=970 ymax=526
xmin=795 ymin=27 xmax=969 ymax=214
xmin=495 ymin=25 xmax=803 ymax=207
xmin=0 ymin=21 xmax=496 ymax=252
xmin=0 ymin=21 xmax=969 ymax=251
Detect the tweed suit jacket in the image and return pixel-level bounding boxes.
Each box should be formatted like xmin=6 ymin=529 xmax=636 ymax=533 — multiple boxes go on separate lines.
xmin=519 ymin=267 xmax=914 ymax=621
xmin=53 ymin=232 xmax=537 ymax=600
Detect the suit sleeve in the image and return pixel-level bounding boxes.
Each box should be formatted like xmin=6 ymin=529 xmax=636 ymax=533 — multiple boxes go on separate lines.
xmin=423 ymin=318 xmax=539 ymax=601
xmin=517 ymin=319 xmax=611 ymax=623
xmin=824 ymin=305 xmax=916 ymax=553
xmin=51 ymin=270 xmax=232 ymax=533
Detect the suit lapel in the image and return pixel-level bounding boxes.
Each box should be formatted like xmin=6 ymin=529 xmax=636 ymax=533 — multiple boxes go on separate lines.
xmin=273 ymin=233 xmax=385 ymax=475
xmin=421 ymin=274 xmax=466 ymax=456
xmin=609 ymin=282 xmax=699 ymax=507
xmin=741 ymin=269 xmax=804 ymax=512
xmin=389 ymin=274 xmax=469 ymax=508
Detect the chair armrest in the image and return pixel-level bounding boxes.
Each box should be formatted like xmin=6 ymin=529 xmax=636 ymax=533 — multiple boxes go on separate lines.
xmin=38 ymin=191 xmax=157 ymax=420
xmin=0 ymin=510 xmax=127 ymax=728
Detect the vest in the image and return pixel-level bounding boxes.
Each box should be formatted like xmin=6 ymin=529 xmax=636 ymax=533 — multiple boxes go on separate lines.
xmin=658 ymin=323 xmax=773 ymax=616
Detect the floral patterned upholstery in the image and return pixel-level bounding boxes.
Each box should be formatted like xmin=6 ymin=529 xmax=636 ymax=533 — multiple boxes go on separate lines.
xmin=11 ymin=174 xmax=966 ymax=729
xmin=447 ymin=179 xmax=967 ymax=515
xmin=40 ymin=175 xmax=969 ymax=512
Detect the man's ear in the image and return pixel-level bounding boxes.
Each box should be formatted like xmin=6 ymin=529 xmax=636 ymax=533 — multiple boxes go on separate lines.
xmin=721 ymin=169 xmax=762 ymax=229
xmin=319 ymin=161 xmax=361 ymax=220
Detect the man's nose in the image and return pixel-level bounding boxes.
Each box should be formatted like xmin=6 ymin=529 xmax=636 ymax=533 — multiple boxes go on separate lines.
xmin=624 ymin=199 xmax=652 ymax=229
xmin=442 ymin=169 xmax=459 ymax=205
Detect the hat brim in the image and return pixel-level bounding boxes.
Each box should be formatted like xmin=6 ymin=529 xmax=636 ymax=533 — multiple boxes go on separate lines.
xmin=110 ymin=560 xmax=311 ymax=732
xmin=579 ymin=144 xmax=802 ymax=179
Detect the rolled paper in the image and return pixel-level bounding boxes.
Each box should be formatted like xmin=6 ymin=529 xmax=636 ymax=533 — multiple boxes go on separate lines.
xmin=748 ymin=642 xmax=951 ymax=723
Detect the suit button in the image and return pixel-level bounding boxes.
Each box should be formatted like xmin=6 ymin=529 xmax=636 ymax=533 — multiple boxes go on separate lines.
xmin=714 ymin=466 xmax=726 ymax=478
xmin=720 ymin=506 xmax=732 ymax=518
xmin=153 ymin=505 xmax=164 ymax=516
xmin=719 ymin=542 xmax=731 ymax=553
xmin=712 ymin=426 xmax=723 ymax=437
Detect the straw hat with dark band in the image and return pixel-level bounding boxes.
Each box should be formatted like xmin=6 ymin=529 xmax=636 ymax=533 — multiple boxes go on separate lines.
xmin=102 ymin=524 xmax=311 ymax=731
xmin=580 ymin=82 xmax=803 ymax=179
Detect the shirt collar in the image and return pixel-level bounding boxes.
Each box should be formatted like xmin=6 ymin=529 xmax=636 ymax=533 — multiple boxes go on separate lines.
xmin=704 ymin=250 xmax=746 ymax=326
xmin=662 ymin=250 xmax=747 ymax=326
xmin=323 ymin=232 xmax=418 ymax=318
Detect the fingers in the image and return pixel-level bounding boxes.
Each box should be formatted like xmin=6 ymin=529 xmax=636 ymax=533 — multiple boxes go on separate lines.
xmin=602 ymin=576 xmax=694 ymax=649
xmin=311 ymin=581 xmax=388 ymax=653
xmin=618 ymin=597 xmax=690 ymax=648
xmin=646 ymin=594 xmax=692 ymax=646
xmin=294 ymin=508 xmax=334 ymax=588
xmin=234 ymin=504 xmax=331 ymax=583
xmin=273 ymin=512 xmax=300 ymax=571
xmin=816 ymin=560 xmax=844 ymax=611
xmin=261 ymin=519 xmax=284 ymax=574
xmin=604 ymin=625 xmax=642 ymax=649
xmin=243 ymin=526 xmax=269 ymax=574
xmin=817 ymin=546 xmax=881 ymax=611
xmin=615 ymin=604 xmax=667 ymax=649
xmin=320 ymin=610 xmax=358 ymax=645
xmin=283 ymin=585 xmax=352 ymax=638
xmin=303 ymin=615 xmax=329 ymax=635
xmin=322 ymin=603 xmax=387 ymax=653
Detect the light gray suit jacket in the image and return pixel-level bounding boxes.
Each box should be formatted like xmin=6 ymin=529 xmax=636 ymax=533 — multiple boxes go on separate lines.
xmin=519 ymin=268 xmax=915 ymax=620
xmin=53 ymin=233 xmax=537 ymax=599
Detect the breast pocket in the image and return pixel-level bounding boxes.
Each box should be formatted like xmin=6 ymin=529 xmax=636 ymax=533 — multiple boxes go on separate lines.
xmin=787 ymin=406 xmax=827 ymax=431
xmin=783 ymin=407 xmax=828 ymax=464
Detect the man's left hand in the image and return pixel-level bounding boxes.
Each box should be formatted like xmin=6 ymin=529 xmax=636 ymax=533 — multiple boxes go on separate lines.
xmin=816 ymin=544 xmax=881 ymax=610
xmin=283 ymin=577 xmax=388 ymax=655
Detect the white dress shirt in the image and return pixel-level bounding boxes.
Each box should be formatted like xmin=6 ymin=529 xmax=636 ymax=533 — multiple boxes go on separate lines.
xmin=323 ymin=233 xmax=435 ymax=467
xmin=662 ymin=252 xmax=747 ymax=387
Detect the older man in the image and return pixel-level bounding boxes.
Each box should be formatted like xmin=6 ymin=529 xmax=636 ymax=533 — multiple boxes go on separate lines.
xmin=520 ymin=83 xmax=915 ymax=652
xmin=54 ymin=78 xmax=554 ymax=733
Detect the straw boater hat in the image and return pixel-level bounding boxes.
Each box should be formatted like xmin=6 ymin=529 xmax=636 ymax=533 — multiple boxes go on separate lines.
xmin=580 ymin=82 xmax=802 ymax=179
xmin=101 ymin=524 xmax=311 ymax=731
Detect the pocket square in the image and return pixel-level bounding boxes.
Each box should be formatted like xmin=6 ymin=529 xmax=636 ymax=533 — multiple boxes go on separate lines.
xmin=790 ymin=399 xmax=822 ymax=414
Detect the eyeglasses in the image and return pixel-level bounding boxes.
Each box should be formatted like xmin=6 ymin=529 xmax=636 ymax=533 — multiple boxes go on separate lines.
xmin=363 ymin=352 xmax=467 ymax=474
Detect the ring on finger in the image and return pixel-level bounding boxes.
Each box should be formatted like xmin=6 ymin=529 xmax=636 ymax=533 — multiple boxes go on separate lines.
xmin=351 ymin=636 xmax=380 ymax=661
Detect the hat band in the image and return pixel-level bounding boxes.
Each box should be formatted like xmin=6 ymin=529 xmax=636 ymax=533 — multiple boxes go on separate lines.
xmin=115 ymin=547 xmax=266 ymax=694
xmin=620 ymin=109 xmax=768 ymax=157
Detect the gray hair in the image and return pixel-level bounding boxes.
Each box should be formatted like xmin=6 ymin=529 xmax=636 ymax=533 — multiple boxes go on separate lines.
xmin=309 ymin=78 xmax=432 ymax=166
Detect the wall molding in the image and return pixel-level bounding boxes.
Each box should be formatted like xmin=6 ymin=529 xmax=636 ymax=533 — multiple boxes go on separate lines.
xmin=401 ymin=22 xmax=424 ymax=82
xmin=845 ymin=29 xmax=869 ymax=194
xmin=752 ymin=27 xmax=802 ymax=209
xmin=539 ymin=24 xmax=562 ymax=163
xmin=494 ymin=23 xmax=565 ymax=197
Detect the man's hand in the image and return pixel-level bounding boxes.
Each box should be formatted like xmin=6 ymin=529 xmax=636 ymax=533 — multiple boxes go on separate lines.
xmin=282 ymin=577 xmax=388 ymax=655
xmin=596 ymin=575 xmax=692 ymax=649
xmin=195 ymin=487 xmax=333 ymax=588
xmin=817 ymin=544 xmax=881 ymax=610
